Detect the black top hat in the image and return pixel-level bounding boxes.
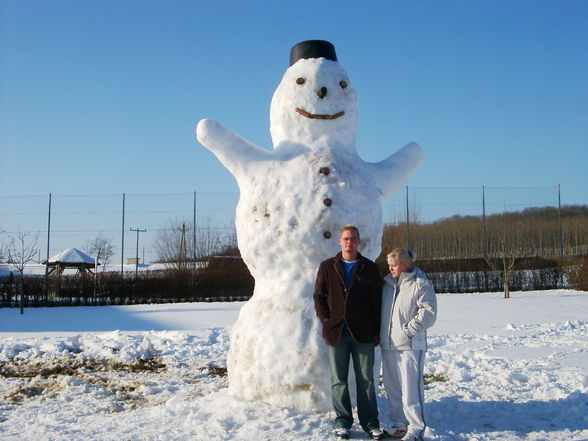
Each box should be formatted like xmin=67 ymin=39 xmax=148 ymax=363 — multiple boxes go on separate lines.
xmin=289 ymin=40 xmax=337 ymax=66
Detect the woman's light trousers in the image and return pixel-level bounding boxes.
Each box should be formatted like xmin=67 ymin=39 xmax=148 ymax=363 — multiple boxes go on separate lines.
xmin=381 ymin=349 xmax=426 ymax=438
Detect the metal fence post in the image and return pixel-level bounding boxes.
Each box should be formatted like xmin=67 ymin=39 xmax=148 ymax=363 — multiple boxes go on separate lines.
xmin=482 ymin=186 xmax=488 ymax=257
xmin=44 ymin=193 xmax=52 ymax=301
xmin=406 ymin=185 xmax=410 ymax=250
xmin=121 ymin=193 xmax=126 ymax=276
xmin=193 ymin=191 xmax=197 ymax=281
xmin=558 ymin=184 xmax=564 ymax=258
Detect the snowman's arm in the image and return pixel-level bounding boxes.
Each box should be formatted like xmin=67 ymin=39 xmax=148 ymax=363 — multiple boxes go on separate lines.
xmin=196 ymin=119 xmax=271 ymax=175
xmin=369 ymin=142 xmax=424 ymax=199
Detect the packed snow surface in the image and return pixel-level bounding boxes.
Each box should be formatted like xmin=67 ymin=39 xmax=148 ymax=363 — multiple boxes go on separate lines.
xmin=1 ymin=289 xmax=587 ymax=441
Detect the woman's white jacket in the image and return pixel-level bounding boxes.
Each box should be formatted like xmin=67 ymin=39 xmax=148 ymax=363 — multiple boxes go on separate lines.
xmin=380 ymin=267 xmax=437 ymax=351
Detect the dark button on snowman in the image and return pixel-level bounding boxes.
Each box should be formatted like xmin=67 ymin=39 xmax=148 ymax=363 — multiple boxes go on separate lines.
xmin=196 ymin=40 xmax=423 ymax=410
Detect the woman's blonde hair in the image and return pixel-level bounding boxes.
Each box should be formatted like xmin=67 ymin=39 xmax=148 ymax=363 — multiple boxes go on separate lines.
xmin=386 ymin=248 xmax=416 ymax=264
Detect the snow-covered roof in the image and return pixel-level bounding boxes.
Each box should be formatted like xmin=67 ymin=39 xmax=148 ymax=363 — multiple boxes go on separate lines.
xmin=46 ymin=248 xmax=97 ymax=265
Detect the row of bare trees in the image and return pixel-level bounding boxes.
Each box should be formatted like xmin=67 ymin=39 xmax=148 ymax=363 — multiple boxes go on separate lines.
xmin=384 ymin=206 xmax=587 ymax=260
xmin=151 ymin=219 xmax=237 ymax=270
xmin=381 ymin=205 xmax=587 ymax=298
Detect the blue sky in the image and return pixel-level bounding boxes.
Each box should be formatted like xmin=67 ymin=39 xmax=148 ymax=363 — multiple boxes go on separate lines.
xmin=1 ymin=0 xmax=587 ymax=261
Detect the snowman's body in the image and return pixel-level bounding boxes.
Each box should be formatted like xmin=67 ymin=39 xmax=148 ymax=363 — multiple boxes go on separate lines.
xmin=197 ymin=53 xmax=423 ymax=410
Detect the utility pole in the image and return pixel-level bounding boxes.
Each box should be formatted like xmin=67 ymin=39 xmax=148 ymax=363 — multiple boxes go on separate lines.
xmin=179 ymin=223 xmax=187 ymax=270
xmin=130 ymin=227 xmax=146 ymax=279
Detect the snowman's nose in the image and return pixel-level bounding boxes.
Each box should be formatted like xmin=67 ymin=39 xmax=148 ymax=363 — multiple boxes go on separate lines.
xmin=318 ymin=87 xmax=328 ymax=99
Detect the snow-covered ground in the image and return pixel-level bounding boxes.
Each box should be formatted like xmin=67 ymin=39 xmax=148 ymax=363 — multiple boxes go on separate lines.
xmin=1 ymin=289 xmax=587 ymax=441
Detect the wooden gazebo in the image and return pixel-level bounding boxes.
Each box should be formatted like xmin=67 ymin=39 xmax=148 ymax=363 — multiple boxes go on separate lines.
xmin=43 ymin=248 xmax=99 ymax=276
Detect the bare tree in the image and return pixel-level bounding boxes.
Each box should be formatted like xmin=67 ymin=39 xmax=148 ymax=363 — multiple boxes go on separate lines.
xmin=153 ymin=219 xmax=191 ymax=271
xmin=6 ymin=230 xmax=39 ymax=276
xmin=196 ymin=222 xmax=236 ymax=259
xmin=6 ymin=230 xmax=39 ymax=313
xmin=152 ymin=218 xmax=236 ymax=271
xmin=485 ymin=214 xmax=521 ymax=299
xmin=83 ymin=232 xmax=114 ymax=272
xmin=0 ymin=229 xmax=6 ymax=264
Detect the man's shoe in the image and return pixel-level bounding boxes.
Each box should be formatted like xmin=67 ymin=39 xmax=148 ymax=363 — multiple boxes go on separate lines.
xmin=370 ymin=428 xmax=385 ymax=440
xmin=389 ymin=426 xmax=407 ymax=438
xmin=334 ymin=428 xmax=350 ymax=439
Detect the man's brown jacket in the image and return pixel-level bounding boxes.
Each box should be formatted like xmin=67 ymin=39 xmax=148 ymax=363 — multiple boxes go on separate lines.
xmin=313 ymin=252 xmax=382 ymax=346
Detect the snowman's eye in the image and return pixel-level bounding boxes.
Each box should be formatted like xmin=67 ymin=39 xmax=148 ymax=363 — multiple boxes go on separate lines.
xmin=340 ymin=81 xmax=347 ymax=89
xmin=296 ymin=78 xmax=305 ymax=85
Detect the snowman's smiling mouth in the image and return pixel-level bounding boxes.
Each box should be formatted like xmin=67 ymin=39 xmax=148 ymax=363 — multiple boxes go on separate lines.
xmin=295 ymin=108 xmax=345 ymax=120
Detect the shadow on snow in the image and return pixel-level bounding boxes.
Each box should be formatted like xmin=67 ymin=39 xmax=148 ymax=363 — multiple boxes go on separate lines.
xmin=426 ymin=392 xmax=587 ymax=436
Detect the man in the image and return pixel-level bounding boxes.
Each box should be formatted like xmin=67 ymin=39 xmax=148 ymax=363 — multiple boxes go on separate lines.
xmin=313 ymin=225 xmax=384 ymax=440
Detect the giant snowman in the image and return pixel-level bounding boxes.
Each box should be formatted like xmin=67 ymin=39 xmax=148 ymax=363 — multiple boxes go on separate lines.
xmin=196 ymin=40 xmax=423 ymax=410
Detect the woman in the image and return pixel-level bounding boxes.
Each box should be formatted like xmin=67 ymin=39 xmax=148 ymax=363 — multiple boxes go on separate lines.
xmin=380 ymin=249 xmax=437 ymax=441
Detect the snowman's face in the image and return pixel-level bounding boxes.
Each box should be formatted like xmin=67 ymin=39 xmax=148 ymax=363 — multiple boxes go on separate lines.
xmin=270 ymin=58 xmax=359 ymax=149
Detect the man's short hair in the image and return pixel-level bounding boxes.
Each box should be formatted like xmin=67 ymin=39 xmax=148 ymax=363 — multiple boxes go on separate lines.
xmin=339 ymin=224 xmax=360 ymax=238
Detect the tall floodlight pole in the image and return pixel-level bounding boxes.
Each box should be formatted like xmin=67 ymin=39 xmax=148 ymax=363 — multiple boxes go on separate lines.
xmin=130 ymin=227 xmax=146 ymax=279
xmin=405 ymin=185 xmax=410 ymax=250
xmin=94 ymin=255 xmax=97 ymax=299
xmin=44 ymin=193 xmax=52 ymax=301
xmin=482 ymin=186 xmax=488 ymax=257
xmin=557 ymin=184 xmax=563 ymax=258
xmin=121 ymin=193 xmax=126 ymax=277
xmin=193 ymin=191 xmax=197 ymax=280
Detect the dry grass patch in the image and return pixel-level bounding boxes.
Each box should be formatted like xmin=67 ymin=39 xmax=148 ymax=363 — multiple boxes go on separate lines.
xmin=0 ymin=357 xmax=167 ymax=406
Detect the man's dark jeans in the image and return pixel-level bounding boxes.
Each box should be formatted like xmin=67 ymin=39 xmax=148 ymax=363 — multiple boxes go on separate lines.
xmin=328 ymin=327 xmax=380 ymax=432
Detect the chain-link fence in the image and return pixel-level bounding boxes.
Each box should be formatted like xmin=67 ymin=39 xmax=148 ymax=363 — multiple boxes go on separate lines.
xmin=1 ymin=185 xmax=586 ymax=305
xmin=1 ymin=185 xmax=586 ymax=269
xmin=1 ymin=191 xmax=238 ymax=269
